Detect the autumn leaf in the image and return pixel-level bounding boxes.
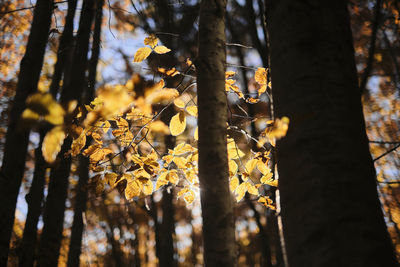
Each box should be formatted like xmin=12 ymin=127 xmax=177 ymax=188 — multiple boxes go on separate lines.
xmin=170 ymin=111 xmax=186 ymax=136
xmin=71 ymin=131 xmax=86 ymax=156
xmin=174 ymin=98 xmax=185 ymax=109
xmin=246 ymin=182 xmax=259 ymax=196
xmin=230 ymin=176 xmax=239 ymax=192
xmin=144 ymin=34 xmax=158 ymax=48
xmin=255 ymin=67 xmax=267 ymax=85
xmin=42 ymin=126 xmax=66 ymax=163
xmin=173 ymin=143 xmax=194 ymax=155
xmin=141 ymin=179 xmax=153 ymax=195
xmin=235 ymin=182 xmax=247 ymax=202
xmin=134 ymin=47 xmax=152 ymax=62
xmin=105 ymin=172 xmax=119 ymax=188
xmin=154 ymin=45 xmax=171 ymax=54
xmin=245 ymin=158 xmax=258 ymax=173
xmin=186 ymin=106 xmax=198 ymax=117
xmin=125 ymin=179 xmax=142 ymax=199
xmin=228 ymin=160 xmax=238 ymax=177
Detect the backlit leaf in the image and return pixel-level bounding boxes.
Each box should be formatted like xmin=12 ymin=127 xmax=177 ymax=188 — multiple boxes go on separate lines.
xmin=125 ymin=179 xmax=142 ymax=199
xmin=71 ymin=131 xmax=86 ymax=157
xmin=134 ymin=47 xmax=152 ymax=62
xmin=169 ymin=111 xmax=186 ymax=136
xmin=236 ymin=182 xmax=247 ymax=202
xmin=144 ymin=34 xmax=158 ymax=48
xmin=141 ymin=179 xmax=153 ymax=195
xmin=230 ymin=176 xmax=239 ymax=192
xmin=186 ymin=106 xmax=198 ymax=117
xmin=174 ymin=98 xmax=185 ymax=109
xmin=42 ymin=126 xmax=66 ymax=163
xmin=154 ymin=45 xmax=171 ymax=54
xmin=228 ymin=160 xmax=238 ymax=177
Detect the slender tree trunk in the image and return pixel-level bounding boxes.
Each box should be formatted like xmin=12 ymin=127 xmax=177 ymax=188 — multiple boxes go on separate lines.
xmin=197 ymin=0 xmax=236 ymax=266
xmin=267 ymin=1 xmax=398 ymax=266
xmin=37 ymin=0 xmax=95 ymax=265
xmin=67 ymin=0 xmax=103 ymax=265
xmin=0 ymin=0 xmax=53 ymax=264
xmin=18 ymin=2 xmax=78 ymax=266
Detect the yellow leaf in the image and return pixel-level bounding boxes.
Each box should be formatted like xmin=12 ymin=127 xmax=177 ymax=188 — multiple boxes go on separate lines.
xmin=246 ymin=182 xmax=259 ymax=196
xmin=225 ymin=71 xmax=236 ymax=78
xmin=26 ymin=93 xmax=56 ymax=115
xmin=83 ymin=144 xmax=101 ymax=157
xmin=169 ymin=111 xmax=186 ymax=136
xmin=42 ymin=126 xmax=66 ymax=163
xmin=186 ymin=58 xmax=193 ymax=66
xmin=177 ymin=188 xmax=189 ymax=198
xmin=154 ymin=45 xmax=171 ymax=54
xmin=102 ymin=120 xmax=111 ymax=133
xmin=125 ymin=179 xmax=142 ymax=199
xmin=156 ymin=171 xmax=169 ymax=189
xmin=227 ymin=139 xmax=245 ymax=159
xmin=167 ymin=170 xmax=179 ymax=184
xmin=245 ymin=158 xmax=258 ymax=173
xmin=258 ymin=85 xmax=267 ymax=97
xmin=147 ymin=88 xmax=179 ymax=104
xmin=149 ymin=120 xmax=170 ymax=135
xmin=134 ymin=47 xmax=152 ymax=62
xmin=141 ymin=179 xmax=153 ymax=195
xmin=230 ymin=176 xmax=239 ymax=192
xmin=144 ymin=34 xmax=158 ymax=48
xmin=228 ymin=160 xmax=238 ymax=177
xmin=21 ymin=108 xmax=39 ymax=124
xmin=173 ymin=143 xmax=194 ymax=155
xmin=105 ymin=172 xmax=119 ymax=188
xmin=255 ymin=67 xmax=267 ymax=85
xmin=174 ymin=98 xmax=185 ymax=109
xmin=236 ymin=182 xmax=247 ymax=202
xmin=71 ymin=131 xmax=86 ymax=157
xmin=194 ymin=127 xmax=198 ymax=140
xmin=186 ymin=106 xmax=198 ymax=117
xmin=173 ymin=156 xmax=187 ymax=168
xmin=256 ymin=161 xmax=271 ymax=175
xmin=183 ymin=189 xmax=195 ymax=205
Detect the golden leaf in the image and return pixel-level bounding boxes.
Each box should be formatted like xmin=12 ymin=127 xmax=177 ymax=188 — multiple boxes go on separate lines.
xmin=236 ymin=182 xmax=247 ymax=202
xmin=42 ymin=126 xmax=66 ymax=163
xmin=169 ymin=111 xmax=186 ymax=136
xmin=186 ymin=106 xmax=198 ymax=117
xmin=228 ymin=160 xmax=238 ymax=177
xmin=144 ymin=34 xmax=158 ymax=48
xmin=174 ymin=98 xmax=185 ymax=109
xmin=134 ymin=47 xmax=152 ymax=62
xmin=21 ymin=108 xmax=40 ymax=125
xmin=167 ymin=170 xmax=179 ymax=184
xmin=255 ymin=67 xmax=267 ymax=85
xmin=71 ymin=131 xmax=86 ymax=157
xmin=183 ymin=189 xmax=195 ymax=205
xmin=246 ymin=182 xmax=259 ymax=196
xmin=245 ymin=158 xmax=258 ymax=173
xmin=83 ymin=144 xmax=101 ymax=157
xmin=125 ymin=179 xmax=142 ymax=199
xmin=186 ymin=58 xmax=193 ymax=66
xmin=173 ymin=143 xmax=194 ymax=155
xmin=257 ymin=161 xmax=271 ymax=175
xmin=102 ymin=120 xmax=111 ymax=133
xmin=156 ymin=171 xmax=169 ymax=189
xmin=147 ymin=88 xmax=179 ymax=104
xmin=141 ymin=179 xmax=153 ymax=195
xmin=26 ymin=93 xmax=56 ymax=115
xmin=227 ymin=138 xmax=245 ymax=159
xmin=194 ymin=127 xmax=198 ymax=140
xmin=173 ymin=156 xmax=187 ymax=168
xmin=154 ymin=45 xmax=171 ymax=54
xmin=230 ymin=176 xmax=239 ymax=192
xmin=149 ymin=120 xmax=170 ymax=135
xmin=225 ymin=71 xmax=236 ymax=78
xmin=105 ymin=172 xmax=119 ymax=188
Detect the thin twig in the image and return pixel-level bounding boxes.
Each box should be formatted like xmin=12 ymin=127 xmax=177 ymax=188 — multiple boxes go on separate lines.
xmin=373 ymin=143 xmax=400 ymax=161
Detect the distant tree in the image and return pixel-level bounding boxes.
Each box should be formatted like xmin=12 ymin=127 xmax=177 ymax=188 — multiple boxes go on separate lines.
xmin=267 ymin=1 xmax=398 ymax=266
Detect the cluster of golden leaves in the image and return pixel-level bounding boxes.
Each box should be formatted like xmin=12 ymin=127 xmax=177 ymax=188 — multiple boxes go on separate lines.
xmin=21 ymin=34 xmax=289 ymax=210
xmin=133 ymin=34 xmax=171 ymax=62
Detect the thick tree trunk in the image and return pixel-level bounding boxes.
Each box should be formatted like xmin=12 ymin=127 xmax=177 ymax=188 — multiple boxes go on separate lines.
xmin=197 ymin=0 xmax=236 ymax=266
xmin=267 ymin=1 xmax=398 ymax=266
xmin=0 ymin=0 xmax=53 ymax=265
xmin=37 ymin=0 xmax=95 ymax=265
xmin=18 ymin=2 xmax=78 ymax=266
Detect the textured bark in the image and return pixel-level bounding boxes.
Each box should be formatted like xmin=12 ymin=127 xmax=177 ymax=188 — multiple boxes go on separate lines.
xmin=18 ymin=2 xmax=78 ymax=265
xmin=18 ymin=133 xmax=46 ymax=267
xmin=0 ymin=0 xmax=53 ymax=265
xmin=37 ymin=0 xmax=95 ymax=265
xmin=267 ymin=1 xmax=398 ymax=266
xmin=67 ymin=0 xmax=103 ymax=265
xmin=197 ymin=0 xmax=236 ymax=266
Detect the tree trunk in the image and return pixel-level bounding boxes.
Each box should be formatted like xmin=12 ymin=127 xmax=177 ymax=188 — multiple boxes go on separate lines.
xmin=0 ymin=0 xmax=53 ymax=264
xmin=37 ymin=0 xmax=95 ymax=265
xmin=18 ymin=2 xmax=78 ymax=266
xmin=197 ymin=0 xmax=236 ymax=266
xmin=67 ymin=0 xmax=103 ymax=265
xmin=267 ymin=1 xmax=398 ymax=266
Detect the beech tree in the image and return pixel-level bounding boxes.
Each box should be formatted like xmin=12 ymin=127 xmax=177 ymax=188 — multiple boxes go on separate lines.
xmin=267 ymin=1 xmax=398 ymax=266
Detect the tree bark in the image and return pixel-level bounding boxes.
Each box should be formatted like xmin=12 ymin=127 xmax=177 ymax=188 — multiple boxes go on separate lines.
xmin=0 ymin=0 xmax=53 ymax=265
xmin=267 ymin=1 xmax=398 ymax=266
xmin=67 ymin=0 xmax=103 ymax=265
xmin=18 ymin=2 xmax=78 ymax=266
xmin=37 ymin=0 xmax=95 ymax=265
xmin=197 ymin=0 xmax=236 ymax=266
